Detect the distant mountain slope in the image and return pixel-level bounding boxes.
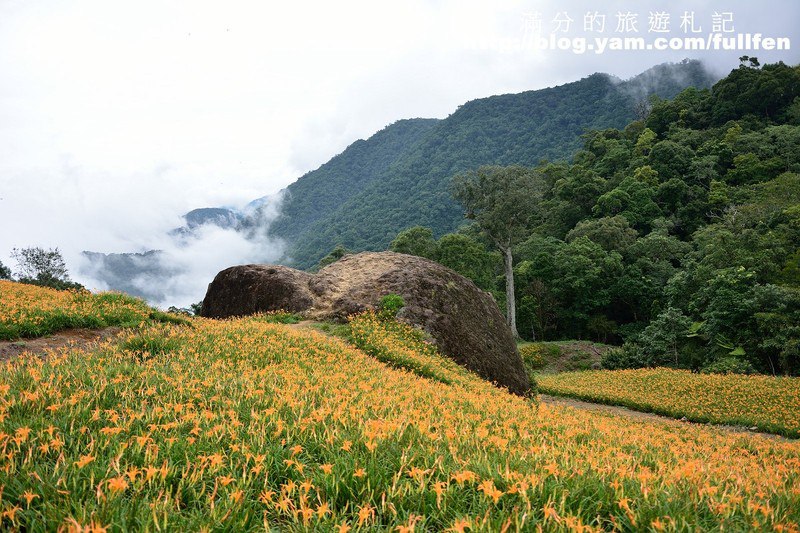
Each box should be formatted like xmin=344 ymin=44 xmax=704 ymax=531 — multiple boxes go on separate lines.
xmin=274 ymin=60 xmax=718 ymax=269
xmin=81 ymin=251 xmax=175 ymax=302
xmin=268 ymin=118 xmax=440 ymax=243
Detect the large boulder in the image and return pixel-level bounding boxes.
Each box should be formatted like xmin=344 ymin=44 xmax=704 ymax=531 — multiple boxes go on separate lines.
xmin=200 ymin=264 xmax=314 ymax=317
xmin=201 ymin=252 xmax=531 ymax=396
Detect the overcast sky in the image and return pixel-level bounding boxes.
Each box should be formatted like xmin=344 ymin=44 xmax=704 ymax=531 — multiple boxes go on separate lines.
xmin=1 ymin=0 xmax=798 ymax=301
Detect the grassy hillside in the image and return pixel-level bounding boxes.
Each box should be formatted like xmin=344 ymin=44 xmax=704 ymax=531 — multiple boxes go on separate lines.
xmin=274 ymin=61 xmax=717 ymax=268
xmin=0 ymin=280 xmax=184 ymax=341
xmin=519 ymin=341 xmax=613 ymax=373
xmin=1 ymin=283 xmax=798 ymax=530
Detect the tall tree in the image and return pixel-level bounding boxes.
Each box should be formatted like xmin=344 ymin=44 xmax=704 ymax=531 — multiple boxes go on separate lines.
xmin=389 ymin=226 xmax=438 ymax=259
xmin=451 ymin=165 xmax=541 ymax=338
xmin=10 ymin=247 xmax=83 ymax=290
xmin=11 ymin=247 xmax=69 ymax=282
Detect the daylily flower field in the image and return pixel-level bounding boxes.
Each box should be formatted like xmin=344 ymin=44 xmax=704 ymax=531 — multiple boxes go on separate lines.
xmin=538 ymin=368 xmax=800 ymax=438
xmin=1 ymin=282 xmax=798 ymax=531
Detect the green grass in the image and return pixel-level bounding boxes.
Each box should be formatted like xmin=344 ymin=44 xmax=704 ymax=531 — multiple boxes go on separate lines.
xmin=349 ymin=312 xmax=458 ymax=385
xmin=0 ymin=280 xmax=188 ymax=341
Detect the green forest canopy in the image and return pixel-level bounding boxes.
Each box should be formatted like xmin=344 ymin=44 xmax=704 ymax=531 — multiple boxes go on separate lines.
xmin=388 ymin=60 xmax=800 ymax=376
xmin=272 ymin=61 xmax=716 ymax=269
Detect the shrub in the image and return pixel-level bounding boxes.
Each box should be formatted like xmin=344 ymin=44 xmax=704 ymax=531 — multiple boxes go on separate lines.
xmin=10 ymin=246 xmax=85 ymax=290
xmin=701 ymin=356 xmax=757 ymax=375
xmin=378 ymin=293 xmax=405 ymax=319
xmin=601 ymin=344 xmax=650 ymax=369
xmin=636 ymin=307 xmax=691 ymax=367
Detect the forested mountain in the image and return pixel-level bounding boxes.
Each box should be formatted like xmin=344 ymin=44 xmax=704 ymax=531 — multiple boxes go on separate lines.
xmin=391 ymin=60 xmax=800 ymax=375
xmin=268 ymin=118 xmax=439 ymax=243
xmin=273 ymin=60 xmax=717 ymax=268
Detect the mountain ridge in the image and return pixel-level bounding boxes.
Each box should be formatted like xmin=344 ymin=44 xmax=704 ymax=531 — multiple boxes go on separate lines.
xmin=273 ymin=60 xmax=718 ymax=268
xmin=81 ymin=60 xmax=719 ymax=300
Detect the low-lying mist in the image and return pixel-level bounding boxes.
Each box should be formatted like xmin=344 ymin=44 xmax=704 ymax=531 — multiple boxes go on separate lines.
xmin=78 ymin=197 xmax=285 ymax=310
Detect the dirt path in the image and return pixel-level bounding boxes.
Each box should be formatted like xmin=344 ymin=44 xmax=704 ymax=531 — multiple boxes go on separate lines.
xmin=540 ymin=394 xmax=793 ymax=441
xmin=286 ymin=320 xmax=319 ymax=329
xmin=0 ymin=327 xmax=122 ymax=362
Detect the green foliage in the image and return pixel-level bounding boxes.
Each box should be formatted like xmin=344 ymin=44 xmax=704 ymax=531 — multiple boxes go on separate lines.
xmin=452 ymin=165 xmax=545 ymax=337
xmin=636 ymin=307 xmax=693 ymax=367
xmin=288 ymin=59 xmax=800 ymax=375
xmin=504 ymin=61 xmax=800 ymax=375
xmin=251 ymin=311 xmax=303 ymax=324
xmin=10 ymin=246 xmax=85 ymax=290
xmin=389 ymin=226 xmax=437 ymax=258
xmin=701 ymin=357 xmax=756 ymax=375
xmin=451 ymin=166 xmax=542 ymax=249
xmin=601 ymin=345 xmax=646 ymax=370
xmin=269 ymin=119 xmax=439 ymax=246
xmin=19 ymin=276 xmax=85 ymax=291
xmin=586 ymin=315 xmax=618 ymax=344
xmin=11 ymin=246 xmax=68 ymax=280
xmin=0 ymin=260 xmax=10 ymax=280
xmin=276 ymin=62 xmax=715 ymax=269
xmin=634 ymin=128 xmax=657 ymax=155
xmin=566 ymin=216 xmax=637 ymax=254
xmin=378 ymin=294 xmax=405 ymax=319
xmin=539 ymin=237 xmax=623 ymax=338
xmin=148 ymin=309 xmax=192 ymax=327
xmin=387 ymin=226 xmax=501 ymax=293
xmin=434 ymin=233 xmax=500 ymax=292
xmin=312 ymin=321 xmax=353 ymax=342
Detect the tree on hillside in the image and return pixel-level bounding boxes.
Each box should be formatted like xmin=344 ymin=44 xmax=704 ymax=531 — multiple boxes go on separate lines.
xmin=313 ymin=244 xmax=350 ymax=271
xmin=0 ymin=259 xmax=10 ymax=280
xmin=10 ymin=247 xmax=83 ymax=290
xmin=451 ymin=165 xmax=542 ymax=338
xmin=389 ymin=226 xmax=438 ymax=259
xmin=435 ymin=233 xmax=501 ymax=292
xmin=12 ymin=247 xmax=68 ymax=280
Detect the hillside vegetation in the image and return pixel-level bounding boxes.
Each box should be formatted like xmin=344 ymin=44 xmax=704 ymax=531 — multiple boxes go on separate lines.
xmin=0 ymin=280 xmax=184 ymax=341
xmin=1 ymin=282 xmax=799 ymax=530
xmin=390 ymin=60 xmax=800 ymax=376
xmin=271 ymin=61 xmax=715 ymax=268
